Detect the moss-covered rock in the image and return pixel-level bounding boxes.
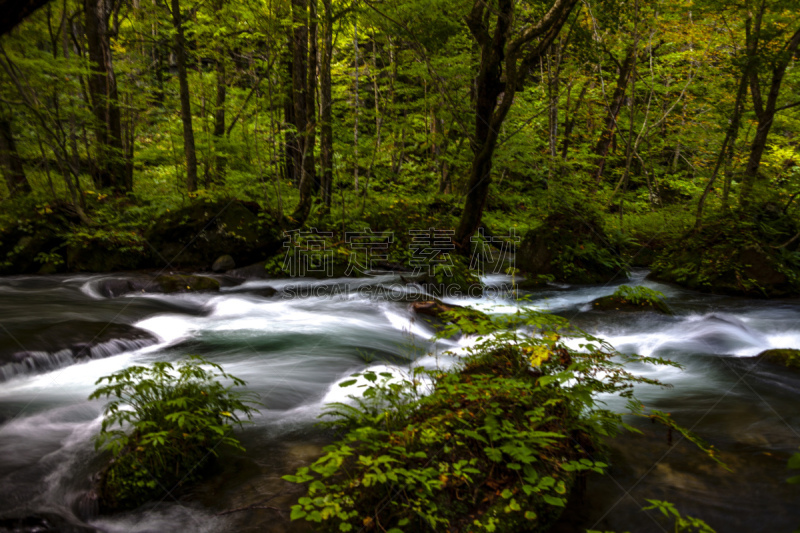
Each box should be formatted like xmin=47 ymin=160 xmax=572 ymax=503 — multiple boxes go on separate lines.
xmin=152 ymin=274 xmax=220 ymax=293
xmin=590 ymin=294 xmax=671 ymax=314
xmin=589 ymin=285 xmax=672 ymax=315
xmin=410 ymin=299 xmax=489 ymax=332
xmin=650 ymin=207 xmax=800 ymax=297
xmin=757 ymin=349 xmax=800 ymax=371
xmin=145 ymin=199 xmax=283 ymax=269
xmin=517 ymin=208 xmax=628 ymax=284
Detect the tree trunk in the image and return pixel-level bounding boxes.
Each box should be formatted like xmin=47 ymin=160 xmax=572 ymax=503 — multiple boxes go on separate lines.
xmin=0 ymin=117 xmax=30 ymax=196
xmin=695 ymin=70 xmax=748 ymax=229
xmin=170 ymin=0 xmax=198 ymax=192
xmin=593 ymin=45 xmax=636 ymax=185
xmin=212 ymin=0 xmax=226 ymax=183
xmin=353 ymin=17 xmax=359 ymax=192
xmin=455 ymin=0 xmax=577 ymax=249
xmin=290 ymin=0 xmax=317 ymax=223
xmin=319 ymin=0 xmax=333 ymax=208
xmin=84 ymin=0 xmax=126 ymax=191
xmin=305 ymin=0 xmax=318 ymax=194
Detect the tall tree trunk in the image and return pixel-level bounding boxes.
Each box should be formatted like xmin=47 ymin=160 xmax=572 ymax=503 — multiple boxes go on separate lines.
xmin=84 ymin=0 xmax=126 ymax=191
xmin=283 ymin=56 xmax=296 ymax=184
xmin=0 ymin=116 xmax=30 ymax=196
xmin=212 ymin=0 xmax=226 ymax=183
xmin=290 ymin=0 xmax=316 ymax=223
xmin=593 ymin=45 xmax=636 ymax=185
xmin=352 ymin=16 xmax=359 ymax=192
xmin=170 ymin=0 xmax=198 ymax=192
xmin=455 ymin=0 xmax=577 ymax=249
xmin=319 ymin=0 xmax=333 ymax=208
xmin=305 ymin=0 xmax=318 ymax=194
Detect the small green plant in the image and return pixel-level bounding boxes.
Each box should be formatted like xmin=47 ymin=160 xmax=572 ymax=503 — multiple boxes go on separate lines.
xmin=591 ymin=285 xmax=671 ymax=314
xmin=612 ymin=285 xmax=667 ymax=306
xmin=589 ymin=499 xmax=717 ymax=533
xmin=642 ymin=499 xmax=717 ymax=532
xmin=89 ymin=356 xmax=259 ymax=510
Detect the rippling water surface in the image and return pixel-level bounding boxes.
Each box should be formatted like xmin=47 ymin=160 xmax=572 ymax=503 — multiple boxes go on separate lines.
xmin=0 ymin=270 xmax=798 ymax=532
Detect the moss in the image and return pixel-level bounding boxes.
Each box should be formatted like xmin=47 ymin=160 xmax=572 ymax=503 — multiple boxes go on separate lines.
xmin=757 ymin=349 xmax=800 ymax=371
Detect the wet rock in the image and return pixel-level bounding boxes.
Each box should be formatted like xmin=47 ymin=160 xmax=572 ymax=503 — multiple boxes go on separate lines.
xmin=95 ymin=278 xmax=151 ymax=297
xmin=410 ymin=299 xmax=488 ymax=331
xmin=212 ymin=254 xmax=236 ymax=272
xmin=152 ymin=274 xmax=220 ymax=293
xmin=757 ymin=349 xmax=800 ymax=371
xmin=95 ymin=274 xmax=221 ymax=296
xmin=0 ymin=321 xmax=158 ymax=380
xmin=227 ymin=260 xmax=271 ymax=279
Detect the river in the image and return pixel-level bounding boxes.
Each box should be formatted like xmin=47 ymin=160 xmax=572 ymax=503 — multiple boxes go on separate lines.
xmin=0 ymin=270 xmax=798 ymax=532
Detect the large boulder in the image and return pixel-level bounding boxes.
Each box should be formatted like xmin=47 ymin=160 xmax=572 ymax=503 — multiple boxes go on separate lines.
xmin=145 ymin=199 xmax=283 ymax=269
xmin=650 ymin=208 xmax=800 ymax=297
xmin=517 ymin=208 xmax=628 ymax=284
xmin=0 ymin=321 xmax=158 ymax=380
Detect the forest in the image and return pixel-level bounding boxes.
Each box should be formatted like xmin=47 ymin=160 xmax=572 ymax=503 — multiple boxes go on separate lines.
xmin=0 ymin=0 xmax=796 ymax=294
xmin=0 ymin=0 xmax=799 ymax=532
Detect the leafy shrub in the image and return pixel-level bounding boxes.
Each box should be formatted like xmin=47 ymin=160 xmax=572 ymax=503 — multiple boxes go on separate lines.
xmin=283 ymin=309 xmax=710 ymax=532
xmin=89 ymin=356 xmax=259 ymax=510
xmin=611 ymin=285 xmax=666 ymax=305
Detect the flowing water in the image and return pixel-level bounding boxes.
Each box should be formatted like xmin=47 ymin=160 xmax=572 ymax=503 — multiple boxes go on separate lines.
xmin=0 ymin=271 xmax=798 ymax=532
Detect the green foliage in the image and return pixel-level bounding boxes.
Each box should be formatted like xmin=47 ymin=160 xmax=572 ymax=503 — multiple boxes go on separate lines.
xmin=787 ymin=448 xmax=800 ymax=485
xmin=651 ymin=208 xmax=800 ymax=297
xmin=283 ymin=308 xmax=710 ymax=532
xmin=589 ymin=499 xmax=718 ymax=533
xmin=89 ymin=356 xmax=259 ymax=509
xmin=612 ymin=285 xmax=667 ymax=306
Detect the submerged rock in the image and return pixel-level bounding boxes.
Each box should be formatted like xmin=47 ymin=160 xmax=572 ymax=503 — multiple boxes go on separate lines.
xmin=757 ymin=349 xmax=800 ymax=371
xmin=95 ymin=274 xmax=220 ymax=297
xmin=0 ymin=321 xmax=158 ymax=380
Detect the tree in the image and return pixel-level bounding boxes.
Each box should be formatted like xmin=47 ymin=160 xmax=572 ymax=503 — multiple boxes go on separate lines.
xmin=84 ymin=0 xmax=126 ymax=191
xmin=455 ymin=0 xmax=579 ymax=249
xmin=169 ymin=0 xmax=198 ymax=192
xmin=739 ymin=0 xmax=800 ymax=204
xmin=289 ymin=0 xmax=318 ymax=223
xmin=0 ymin=111 xmax=30 ymax=196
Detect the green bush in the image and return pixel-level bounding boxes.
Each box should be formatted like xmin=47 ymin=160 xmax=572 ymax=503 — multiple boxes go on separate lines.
xmin=89 ymin=356 xmax=259 ymax=510
xmin=283 ymin=309 xmax=710 ymax=532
